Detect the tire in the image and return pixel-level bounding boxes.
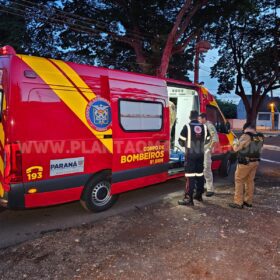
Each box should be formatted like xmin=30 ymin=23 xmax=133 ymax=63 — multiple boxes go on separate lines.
xmin=80 ymin=171 xmax=118 ymax=212
xmin=219 ymin=153 xmax=232 ymax=177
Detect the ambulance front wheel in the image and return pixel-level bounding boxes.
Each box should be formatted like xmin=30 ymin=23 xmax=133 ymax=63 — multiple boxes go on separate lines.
xmin=81 ymin=171 xmax=118 ymax=212
xmin=219 ymin=153 xmax=232 ymax=177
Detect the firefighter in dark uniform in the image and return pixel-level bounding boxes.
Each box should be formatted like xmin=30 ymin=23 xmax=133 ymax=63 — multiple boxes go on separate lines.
xmin=229 ymin=122 xmax=264 ymax=209
xmin=178 ymin=110 xmax=209 ymax=206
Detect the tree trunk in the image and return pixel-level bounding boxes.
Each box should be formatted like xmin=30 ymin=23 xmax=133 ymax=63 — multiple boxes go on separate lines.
xmin=246 ymin=108 xmax=258 ymax=127
xmin=132 ymin=43 xmax=150 ymax=74
xmin=157 ymin=0 xmax=192 ymax=78
xmin=157 ymin=38 xmax=175 ymax=78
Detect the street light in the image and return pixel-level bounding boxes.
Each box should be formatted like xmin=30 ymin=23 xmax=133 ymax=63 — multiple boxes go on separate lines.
xmin=270 ymin=103 xmax=275 ymax=130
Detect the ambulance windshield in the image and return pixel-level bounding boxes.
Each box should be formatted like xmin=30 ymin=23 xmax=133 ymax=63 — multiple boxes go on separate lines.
xmin=168 ymin=86 xmax=199 ymax=150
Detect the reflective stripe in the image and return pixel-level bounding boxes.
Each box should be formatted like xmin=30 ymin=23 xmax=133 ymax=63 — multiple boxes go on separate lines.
xmin=185 ymin=173 xmax=196 ymax=177
xmin=19 ymin=55 xmax=113 ymax=153
xmin=0 ymin=123 xmax=4 ymax=148
xmin=203 ymin=124 xmax=207 ymax=142
xmin=51 ymin=59 xmax=95 ymax=101
xmin=0 ymin=182 xmax=4 ymax=198
xmin=185 ymin=172 xmax=204 ymax=177
xmin=186 ymin=124 xmax=191 ymax=148
xmin=179 ymin=135 xmax=186 ymax=141
xmin=0 ymin=156 xmax=4 ymax=177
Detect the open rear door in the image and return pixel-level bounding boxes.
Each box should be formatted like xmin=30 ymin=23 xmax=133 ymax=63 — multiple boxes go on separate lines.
xmin=168 ymin=85 xmax=200 ymax=149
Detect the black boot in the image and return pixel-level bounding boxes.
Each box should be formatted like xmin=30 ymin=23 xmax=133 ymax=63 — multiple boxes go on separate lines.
xmin=205 ymin=191 xmax=214 ymax=197
xmin=229 ymin=203 xmax=243 ymax=209
xmin=243 ymin=202 xmax=253 ymax=207
xmin=194 ymin=194 xmax=203 ymax=202
xmin=178 ymin=195 xmax=194 ymax=206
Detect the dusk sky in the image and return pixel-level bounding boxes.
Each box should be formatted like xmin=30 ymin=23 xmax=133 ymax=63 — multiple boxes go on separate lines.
xmin=195 ymin=49 xmax=280 ymax=104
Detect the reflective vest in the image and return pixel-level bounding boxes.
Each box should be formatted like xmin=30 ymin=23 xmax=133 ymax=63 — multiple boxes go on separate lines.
xmin=179 ymin=121 xmax=208 ymax=159
xmin=238 ymin=132 xmax=264 ymax=160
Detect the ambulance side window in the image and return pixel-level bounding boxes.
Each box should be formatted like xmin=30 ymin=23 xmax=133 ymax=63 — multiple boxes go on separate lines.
xmin=119 ymin=99 xmax=163 ymax=131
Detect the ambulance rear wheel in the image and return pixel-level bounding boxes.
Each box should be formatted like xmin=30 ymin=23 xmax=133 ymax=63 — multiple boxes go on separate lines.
xmin=219 ymin=153 xmax=231 ymax=177
xmin=81 ymin=171 xmax=118 ymax=212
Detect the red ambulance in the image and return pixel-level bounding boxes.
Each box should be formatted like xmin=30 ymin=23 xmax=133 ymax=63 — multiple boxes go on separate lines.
xmin=0 ymin=46 xmax=236 ymax=212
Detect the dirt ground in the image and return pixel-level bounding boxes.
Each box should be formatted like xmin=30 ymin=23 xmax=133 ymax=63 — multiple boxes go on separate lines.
xmin=0 ymin=171 xmax=279 ymax=280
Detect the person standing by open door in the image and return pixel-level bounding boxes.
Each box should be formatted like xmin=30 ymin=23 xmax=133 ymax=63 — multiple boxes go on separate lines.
xmin=178 ymin=110 xmax=209 ymax=206
xmin=198 ymin=113 xmax=219 ymax=197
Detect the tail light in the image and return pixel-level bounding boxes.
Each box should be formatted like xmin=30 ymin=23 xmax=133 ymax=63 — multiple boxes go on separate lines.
xmin=4 ymin=143 xmax=22 ymax=183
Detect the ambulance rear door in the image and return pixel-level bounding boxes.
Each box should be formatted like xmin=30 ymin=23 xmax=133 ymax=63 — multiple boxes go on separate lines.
xmin=167 ymin=85 xmax=200 ymax=149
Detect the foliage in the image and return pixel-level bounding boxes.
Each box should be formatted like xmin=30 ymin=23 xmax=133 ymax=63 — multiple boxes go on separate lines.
xmin=216 ymin=98 xmax=237 ymax=119
xmin=210 ymin=0 xmax=280 ymax=124
xmin=0 ymin=0 xmax=230 ymax=80
xmin=0 ymin=0 xmax=200 ymax=79
xmin=0 ymin=3 xmax=25 ymax=51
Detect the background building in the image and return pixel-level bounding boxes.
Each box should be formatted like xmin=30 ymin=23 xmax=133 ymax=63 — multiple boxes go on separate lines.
xmin=237 ymin=96 xmax=280 ymax=130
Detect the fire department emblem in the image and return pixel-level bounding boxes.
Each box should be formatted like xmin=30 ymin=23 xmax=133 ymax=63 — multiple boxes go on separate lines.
xmin=86 ymin=97 xmax=112 ymax=131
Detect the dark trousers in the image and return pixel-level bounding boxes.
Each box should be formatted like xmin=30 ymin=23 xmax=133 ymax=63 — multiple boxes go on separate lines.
xmin=185 ymin=176 xmax=205 ymax=198
xmin=184 ymin=156 xmax=204 ymax=199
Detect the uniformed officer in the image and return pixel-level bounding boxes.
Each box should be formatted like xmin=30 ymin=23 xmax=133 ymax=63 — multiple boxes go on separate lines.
xmin=229 ymin=122 xmax=264 ymax=209
xmin=178 ymin=110 xmax=209 ymax=206
xmin=198 ymin=113 xmax=219 ymax=197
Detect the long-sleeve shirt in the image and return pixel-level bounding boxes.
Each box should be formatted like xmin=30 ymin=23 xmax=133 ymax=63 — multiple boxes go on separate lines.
xmin=232 ymin=133 xmax=252 ymax=152
xmin=205 ymin=121 xmax=219 ymax=150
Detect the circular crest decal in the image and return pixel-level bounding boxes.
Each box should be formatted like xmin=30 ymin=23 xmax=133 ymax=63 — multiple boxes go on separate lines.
xmin=86 ymin=97 xmax=112 ymax=131
xmin=194 ymin=125 xmax=202 ymax=134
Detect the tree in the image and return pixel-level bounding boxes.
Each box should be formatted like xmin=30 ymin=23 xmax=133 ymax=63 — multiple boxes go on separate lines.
xmin=216 ymin=99 xmax=237 ymax=119
xmin=211 ymin=0 xmax=280 ymax=125
xmin=156 ymin=0 xmax=208 ymax=77
xmin=0 ymin=2 xmax=26 ymax=51
xmin=1 ymin=0 xmax=258 ymax=83
xmin=0 ymin=0 xmax=212 ymax=80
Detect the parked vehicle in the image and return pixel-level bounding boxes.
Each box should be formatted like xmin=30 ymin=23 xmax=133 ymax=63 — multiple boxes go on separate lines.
xmin=0 ymin=46 xmax=236 ymax=212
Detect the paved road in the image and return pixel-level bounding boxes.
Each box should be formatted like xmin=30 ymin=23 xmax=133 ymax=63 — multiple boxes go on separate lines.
xmin=0 ymin=137 xmax=279 ymax=249
xmin=261 ymin=135 xmax=280 ymax=165
xmin=262 ymin=150 xmax=280 ymax=164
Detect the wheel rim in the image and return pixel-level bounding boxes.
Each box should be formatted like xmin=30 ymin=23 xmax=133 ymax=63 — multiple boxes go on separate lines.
xmin=91 ymin=181 xmax=112 ymax=207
